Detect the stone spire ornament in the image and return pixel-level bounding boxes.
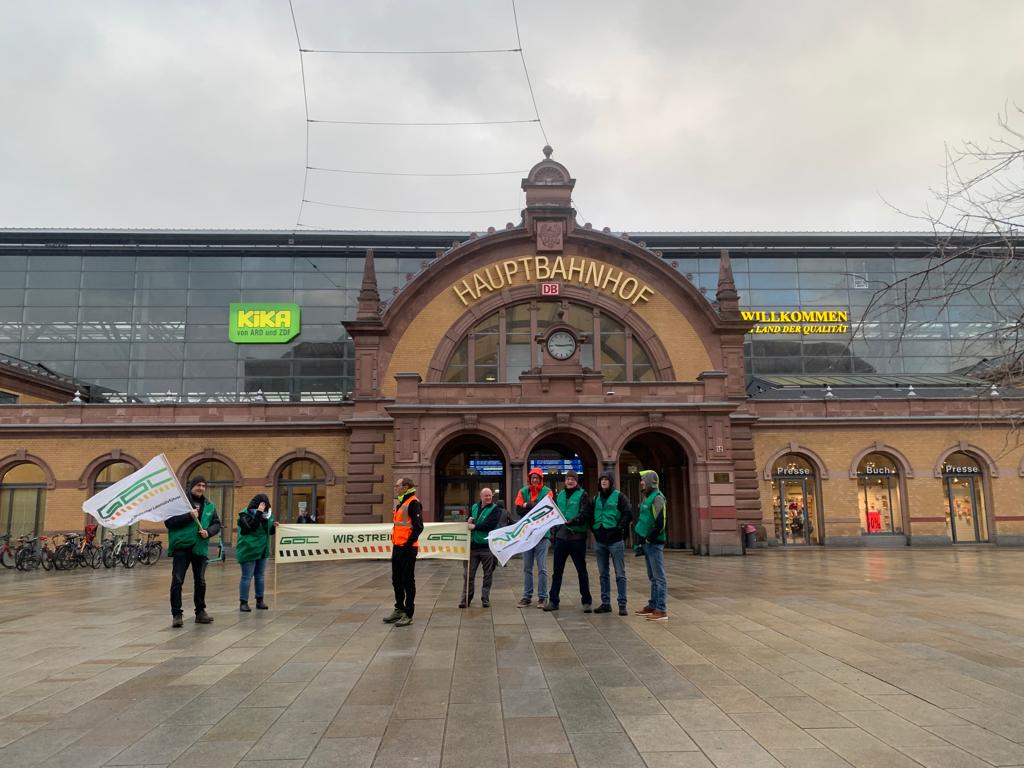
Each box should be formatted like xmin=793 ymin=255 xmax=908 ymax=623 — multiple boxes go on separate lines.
xmin=356 ymin=249 xmax=381 ymax=321
xmin=716 ymin=249 xmax=740 ymax=315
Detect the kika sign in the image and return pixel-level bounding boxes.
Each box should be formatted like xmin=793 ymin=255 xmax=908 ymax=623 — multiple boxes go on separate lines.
xmin=229 ymin=303 xmax=301 ymax=343
xmin=453 ymin=256 xmax=655 ymax=307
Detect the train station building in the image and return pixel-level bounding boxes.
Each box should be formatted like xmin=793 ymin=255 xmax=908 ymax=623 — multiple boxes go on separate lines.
xmin=1 ymin=150 xmax=1022 ymax=552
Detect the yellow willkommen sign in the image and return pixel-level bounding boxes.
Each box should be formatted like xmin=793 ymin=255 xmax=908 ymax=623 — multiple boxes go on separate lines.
xmin=275 ymin=522 xmax=469 ymax=563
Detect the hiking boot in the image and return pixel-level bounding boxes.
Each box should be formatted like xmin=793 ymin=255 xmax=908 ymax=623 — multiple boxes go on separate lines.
xmin=481 ymin=599 xmax=490 ymax=608
xmin=543 ymin=602 xmax=559 ymax=612
xmin=618 ymin=605 xmax=628 ymax=616
xmin=583 ymin=604 xmax=593 ymax=614
xmin=394 ymin=614 xmax=413 ymax=627
xmin=195 ymin=611 xmax=214 ymax=624
xmin=593 ymin=604 xmax=612 ymax=614
xmin=634 ymin=605 xmax=654 ymax=616
xmin=172 ymin=615 xmax=183 ymax=628
xmin=646 ymin=610 xmax=668 ymax=622
xmin=255 ymin=598 xmax=269 ymax=610
xmin=382 ymin=609 xmax=405 ymax=624
xmin=239 ymin=600 xmax=251 ymax=612
xmin=517 ymin=598 xmax=531 ymax=607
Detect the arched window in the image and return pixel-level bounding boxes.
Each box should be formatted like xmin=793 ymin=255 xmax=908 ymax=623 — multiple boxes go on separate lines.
xmin=188 ymin=461 xmax=236 ymax=545
xmin=93 ymin=462 xmax=138 ymax=541
xmin=442 ymin=300 xmax=657 ymax=383
xmin=1 ymin=463 xmax=47 ymax=538
xmin=856 ymin=453 xmax=903 ymax=535
xmin=770 ymin=454 xmax=820 ymax=545
xmin=276 ymin=459 xmax=326 ymax=524
xmin=940 ymin=452 xmax=988 ymax=543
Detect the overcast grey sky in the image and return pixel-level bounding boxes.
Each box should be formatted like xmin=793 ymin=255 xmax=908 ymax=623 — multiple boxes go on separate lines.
xmin=2 ymin=0 xmax=1022 ymax=233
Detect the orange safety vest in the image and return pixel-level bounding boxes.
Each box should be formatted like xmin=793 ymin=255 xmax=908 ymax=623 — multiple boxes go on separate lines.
xmin=392 ymin=493 xmax=419 ymax=548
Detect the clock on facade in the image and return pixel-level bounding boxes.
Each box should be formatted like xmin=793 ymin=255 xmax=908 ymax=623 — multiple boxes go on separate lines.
xmin=546 ymin=330 xmax=577 ymax=360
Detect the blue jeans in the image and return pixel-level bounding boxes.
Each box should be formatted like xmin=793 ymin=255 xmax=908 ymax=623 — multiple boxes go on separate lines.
xmin=595 ymin=540 xmax=627 ymax=607
xmin=643 ymin=542 xmax=666 ymax=612
xmin=239 ymin=558 xmax=267 ymax=601
xmin=522 ymin=537 xmax=549 ymax=601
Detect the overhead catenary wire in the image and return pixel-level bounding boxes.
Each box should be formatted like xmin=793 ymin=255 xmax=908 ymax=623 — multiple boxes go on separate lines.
xmin=309 ymin=118 xmax=539 ymax=127
xmin=300 ymin=47 xmax=521 ymax=55
xmin=304 ymin=199 xmax=519 ymax=215
xmin=308 ymin=166 xmax=526 ymax=177
xmin=511 ymin=0 xmax=549 ymax=147
xmin=287 ymin=0 xmax=311 ymax=232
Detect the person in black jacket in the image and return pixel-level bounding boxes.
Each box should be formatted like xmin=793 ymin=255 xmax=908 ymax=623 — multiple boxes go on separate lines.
xmin=544 ymin=470 xmax=593 ymax=612
xmin=589 ymin=471 xmax=633 ymax=616
xmin=384 ymin=477 xmax=423 ymax=628
xmin=165 ymin=477 xmax=222 ymax=628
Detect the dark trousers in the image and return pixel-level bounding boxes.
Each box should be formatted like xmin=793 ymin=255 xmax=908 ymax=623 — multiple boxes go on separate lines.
xmin=463 ymin=546 xmax=496 ymax=603
xmin=170 ymin=549 xmax=208 ymax=617
xmin=391 ymin=544 xmax=417 ymax=618
xmin=548 ymin=538 xmax=592 ymax=607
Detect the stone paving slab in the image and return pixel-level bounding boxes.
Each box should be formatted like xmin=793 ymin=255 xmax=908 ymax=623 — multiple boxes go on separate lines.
xmin=6 ymin=549 xmax=1024 ymax=766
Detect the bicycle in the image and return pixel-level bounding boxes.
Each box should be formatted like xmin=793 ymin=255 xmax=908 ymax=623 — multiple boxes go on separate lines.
xmin=137 ymin=532 xmax=163 ymax=565
xmin=0 ymin=534 xmax=16 ymax=569
xmin=15 ymin=536 xmax=42 ymax=571
xmin=101 ymin=534 xmax=126 ymax=568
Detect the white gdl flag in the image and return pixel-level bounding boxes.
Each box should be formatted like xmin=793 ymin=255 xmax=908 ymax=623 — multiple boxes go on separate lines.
xmin=488 ymin=495 xmax=566 ymax=567
xmin=83 ymin=454 xmax=194 ymax=528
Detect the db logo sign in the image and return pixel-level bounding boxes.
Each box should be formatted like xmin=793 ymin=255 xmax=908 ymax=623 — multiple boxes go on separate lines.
xmin=541 ymin=283 xmax=560 ymax=296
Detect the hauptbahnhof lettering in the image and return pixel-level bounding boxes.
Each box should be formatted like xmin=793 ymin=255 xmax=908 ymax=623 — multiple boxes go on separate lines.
xmin=1 ymin=153 xmax=1022 ymax=552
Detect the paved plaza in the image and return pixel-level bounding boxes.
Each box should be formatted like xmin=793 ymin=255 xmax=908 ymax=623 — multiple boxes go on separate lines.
xmin=4 ymin=549 xmax=1024 ymax=767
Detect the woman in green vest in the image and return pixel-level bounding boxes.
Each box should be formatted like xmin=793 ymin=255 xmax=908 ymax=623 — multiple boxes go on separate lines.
xmin=236 ymin=493 xmax=275 ymax=612
xmin=165 ymin=476 xmax=222 ymax=628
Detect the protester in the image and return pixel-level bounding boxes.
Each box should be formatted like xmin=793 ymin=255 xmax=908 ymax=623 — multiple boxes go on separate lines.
xmin=165 ymin=477 xmax=221 ymax=627
xmin=591 ymin=471 xmax=633 ymax=616
xmin=460 ymin=487 xmax=500 ymax=608
xmin=513 ymin=467 xmax=554 ymax=608
xmin=545 ymin=470 xmax=593 ymax=612
xmin=634 ymin=469 xmax=668 ymax=621
xmin=236 ymin=493 xmax=275 ymax=612
xmin=384 ymin=477 xmax=423 ymax=627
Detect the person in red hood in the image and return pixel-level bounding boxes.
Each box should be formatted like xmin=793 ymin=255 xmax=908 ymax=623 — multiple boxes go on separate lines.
xmin=513 ymin=467 xmax=554 ymax=607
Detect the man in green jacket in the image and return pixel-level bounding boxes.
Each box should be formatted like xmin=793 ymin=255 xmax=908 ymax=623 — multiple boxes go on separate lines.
xmin=460 ymin=487 xmax=501 ymax=608
xmin=634 ymin=470 xmax=668 ymax=622
xmin=165 ymin=477 xmax=222 ymax=628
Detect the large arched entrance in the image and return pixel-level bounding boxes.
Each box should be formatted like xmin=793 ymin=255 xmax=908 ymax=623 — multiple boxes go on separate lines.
xmin=435 ymin=435 xmax=508 ymax=522
xmin=618 ymin=433 xmax=691 ymax=549
xmin=527 ymin=432 xmax=601 ymax=505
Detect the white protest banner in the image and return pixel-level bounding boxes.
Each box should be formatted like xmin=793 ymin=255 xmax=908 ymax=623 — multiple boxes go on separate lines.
xmin=275 ymin=522 xmax=469 ymax=563
xmin=82 ymin=454 xmax=193 ymax=528
xmin=488 ymin=496 xmax=566 ymax=566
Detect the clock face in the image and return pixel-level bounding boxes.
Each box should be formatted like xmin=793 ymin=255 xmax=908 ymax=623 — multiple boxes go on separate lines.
xmin=546 ymin=330 xmax=577 ymax=361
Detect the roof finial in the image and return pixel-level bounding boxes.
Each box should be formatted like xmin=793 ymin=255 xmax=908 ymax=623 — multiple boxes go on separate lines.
xmin=542 ymin=145 xmax=553 ymax=159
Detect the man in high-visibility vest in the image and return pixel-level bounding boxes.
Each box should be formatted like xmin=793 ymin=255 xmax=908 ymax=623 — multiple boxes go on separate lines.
xmin=385 ymin=477 xmax=423 ymax=627
xmin=634 ymin=469 xmax=668 ymax=622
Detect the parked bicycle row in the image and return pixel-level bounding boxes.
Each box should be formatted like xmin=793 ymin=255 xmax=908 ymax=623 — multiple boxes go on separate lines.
xmin=0 ymin=527 xmax=163 ymax=572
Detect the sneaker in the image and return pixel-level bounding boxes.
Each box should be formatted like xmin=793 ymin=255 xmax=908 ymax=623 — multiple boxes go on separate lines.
xmin=543 ymin=602 xmax=559 ymax=612
xmin=618 ymin=605 xmax=628 ymax=616
xmin=239 ymin=601 xmax=251 ymax=612
xmin=646 ymin=611 xmax=668 ymax=622
xmin=537 ymin=600 xmax=548 ymax=609
xmin=517 ymin=598 xmax=531 ymax=607
xmin=255 ymin=598 xmax=269 ymax=610
xmin=634 ymin=606 xmax=654 ymax=616
xmin=172 ymin=615 xmax=183 ymax=628
xmin=481 ymin=599 xmax=490 ymax=608
xmin=394 ymin=614 xmax=413 ymax=627
xmin=583 ymin=604 xmax=592 ymax=614
xmin=195 ymin=611 xmax=214 ymax=624
xmin=383 ymin=609 xmax=405 ymax=623
xmin=593 ymin=604 xmax=612 ymax=614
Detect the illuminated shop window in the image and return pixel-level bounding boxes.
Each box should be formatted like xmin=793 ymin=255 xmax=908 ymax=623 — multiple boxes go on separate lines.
xmin=856 ymin=453 xmax=902 ymax=535
xmin=940 ymin=452 xmax=988 ymax=543
xmin=443 ymin=300 xmax=656 ymax=384
xmin=770 ymin=455 xmax=819 ymax=545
